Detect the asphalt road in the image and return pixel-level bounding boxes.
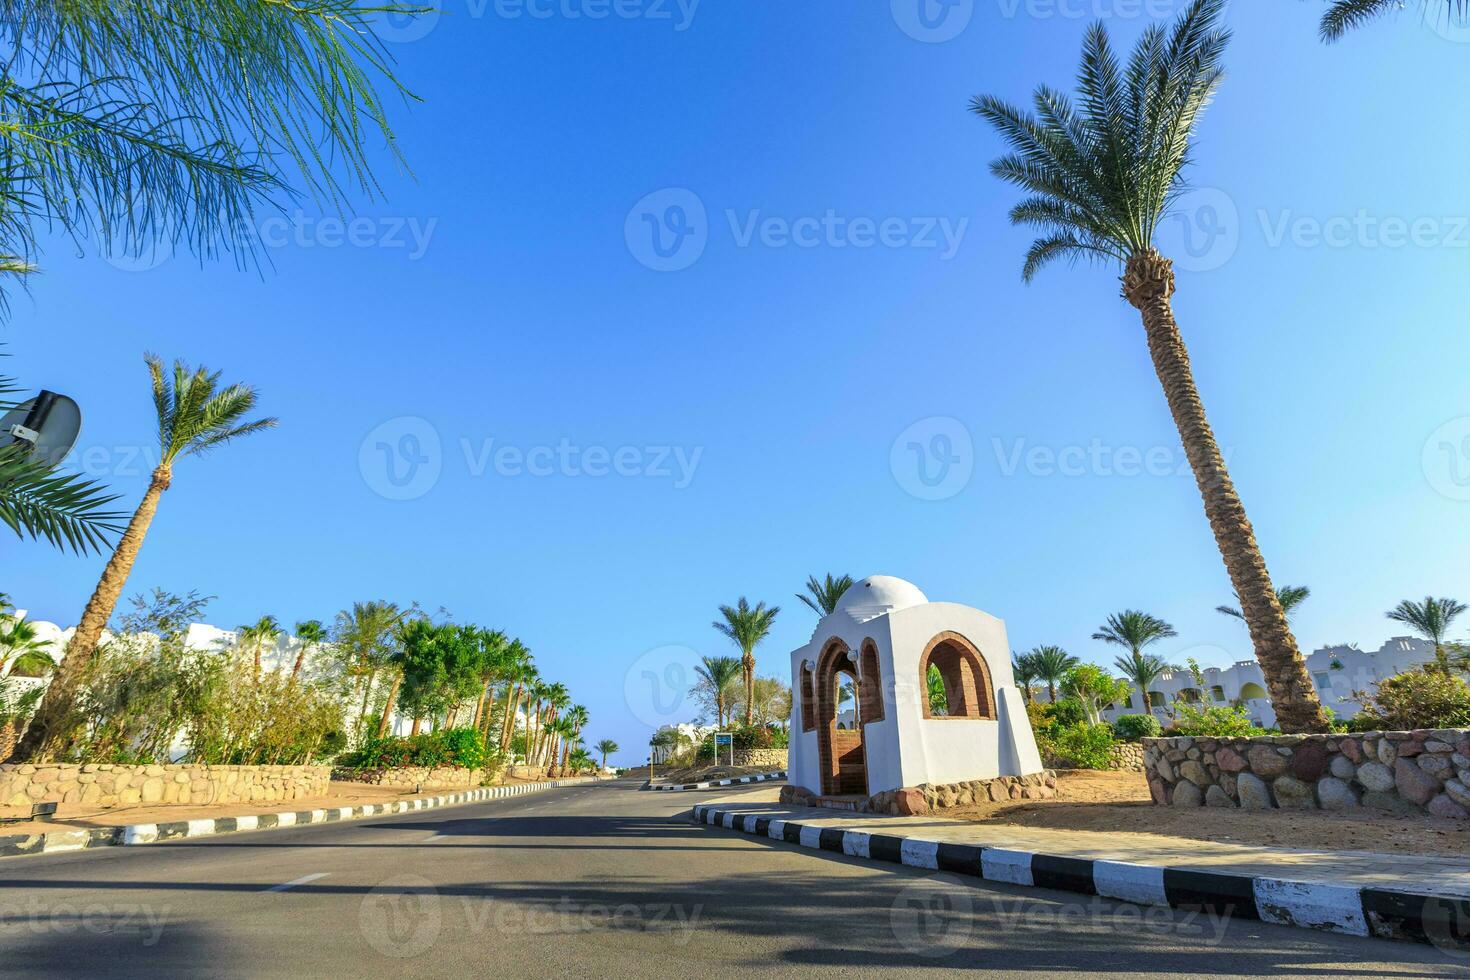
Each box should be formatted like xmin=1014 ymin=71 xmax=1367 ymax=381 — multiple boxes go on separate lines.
xmin=0 ymin=777 xmax=1463 ymax=978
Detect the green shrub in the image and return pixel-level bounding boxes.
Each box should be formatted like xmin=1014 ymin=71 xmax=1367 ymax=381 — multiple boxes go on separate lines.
xmin=1049 ymin=698 xmax=1088 ymax=729
xmin=1356 ymin=669 xmax=1470 ymax=730
xmin=1112 ymin=714 xmax=1161 ymax=741
xmin=1050 ymin=723 xmax=1117 ymax=769
xmin=1165 ymin=703 xmax=1264 ymax=738
xmin=337 ymin=726 xmax=495 ymax=771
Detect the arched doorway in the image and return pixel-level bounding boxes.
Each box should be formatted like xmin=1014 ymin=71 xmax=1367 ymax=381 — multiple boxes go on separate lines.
xmin=815 ymin=640 xmax=867 ymax=796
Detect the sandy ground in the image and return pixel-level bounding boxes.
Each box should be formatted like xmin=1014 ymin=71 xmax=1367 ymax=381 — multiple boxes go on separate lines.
xmin=650 ymin=763 xmax=782 ymax=784
xmin=946 ymin=769 xmax=1470 ymax=858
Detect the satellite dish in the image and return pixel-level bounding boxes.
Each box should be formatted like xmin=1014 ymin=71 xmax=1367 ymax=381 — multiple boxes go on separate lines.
xmin=0 ymin=391 xmax=82 ymax=467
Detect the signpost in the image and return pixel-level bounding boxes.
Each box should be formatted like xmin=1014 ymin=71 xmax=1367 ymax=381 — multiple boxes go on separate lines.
xmin=714 ymin=731 xmax=733 ymax=767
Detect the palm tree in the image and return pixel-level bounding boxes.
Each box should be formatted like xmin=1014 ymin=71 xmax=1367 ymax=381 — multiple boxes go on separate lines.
xmin=695 ymin=655 xmax=743 ymax=729
xmin=560 ymin=705 xmax=589 ymax=775
xmin=971 ymin=0 xmax=1328 ymax=733
xmin=1386 ymin=597 xmax=1467 ymax=674
xmin=1318 ymin=1 xmax=1469 ymax=40
xmin=797 ymin=574 xmax=854 ymax=617
xmin=238 ymin=615 xmax=283 ymax=678
xmin=713 ymin=597 xmax=780 ymax=725
xmin=0 ymin=612 xmax=55 ymax=678
xmin=1218 ymin=586 xmax=1310 ymax=623
xmin=289 ymin=619 xmax=328 ymax=684
xmin=1093 ymin=611 xmax=1178 ymax=713
xmin=595 ymin=738 xmax=619 ymax=768
xmin=1027 ymin=646 xmax=1079 ymax=704
xmin=331 ymin=600 xmax=408 ymax=742
xmin=498 ymin=651 xmax=534 ymax=754
xmin=10 ymin=356 xmax=276 ymax=762
xmin=1011 ymin=652 xmax=1039 ymax=704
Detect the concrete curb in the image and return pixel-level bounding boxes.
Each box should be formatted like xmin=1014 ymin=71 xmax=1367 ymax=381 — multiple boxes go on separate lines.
xmin=641 ymin=771 xmax=786 ymax=792
xmin=0 ymin=777 xmax=602 ymax=861
xmin=691 ymin=802 xmax=1470 ymax=952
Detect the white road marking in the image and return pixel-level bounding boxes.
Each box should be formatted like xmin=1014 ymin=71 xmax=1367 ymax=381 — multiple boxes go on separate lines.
xmin=266 ymin=873 xmax=329 ymax=892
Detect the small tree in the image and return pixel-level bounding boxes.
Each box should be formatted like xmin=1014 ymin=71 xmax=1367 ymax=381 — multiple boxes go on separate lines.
xmin=595 ymin=738 xmax=619 ymax=768
xmin=1061 ymin=665 xmax=1132 ymax=725
xmin=1027 ymin=646 xmax=1079 ymax=704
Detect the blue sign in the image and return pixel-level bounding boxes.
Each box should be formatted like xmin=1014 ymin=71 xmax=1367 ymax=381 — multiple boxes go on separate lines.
xmin=714 ymin=732 xmax=733 ymax=747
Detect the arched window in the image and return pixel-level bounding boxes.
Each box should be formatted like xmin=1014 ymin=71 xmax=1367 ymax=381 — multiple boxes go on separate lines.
xmin=1239 ymin=682 xmax=1267 ymax=702
xmin=800 ymin=664 xmax=816 ymax=732
xmin=859 ymin=640 xmax=884 ymax=724
xmin=918 ymin=631 xmax=995 ymax=720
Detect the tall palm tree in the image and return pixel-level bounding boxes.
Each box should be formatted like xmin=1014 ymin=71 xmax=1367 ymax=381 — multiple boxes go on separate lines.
xmin=971 ymin=0 xmax=1328 ymax=733
xmin=289 ymin=619 xmax=328 ymax=685
xmin=1318 ymin=0 xmax=1469 ymax=40
xmin=695 ymin=655 xmax=743 ymax=729
xmin=713 ymin=597 xmax=780 ymax=725
xmin=1093 ymin=610 xmax=1177 ymax=713
xmin=1011 ymin=651 xmax=1039 ymax=704
xmin=331 ymin=600 xmax=407 ymax=742
xmin=595 ymin=738 xmax=619 ymax=768
xmin=498 ymin=651 xmax=534 ymax=754
xmin=1027 ymin=646 xmax=1079 ymax=704
xmin=796 ymin=574 xmax=854 ymax=617
xmin=560 ymin=705 xmax=589 ymax=775
xmin=1218 ymin=586 xmax=1310 ymax=623
xmin=0 ymin=612 xmax=55 ymax=678
xmin=1386 ymin=596 xmax=1467 ymax=674
xmin=10 ymin=356 xmax=276 ymax=761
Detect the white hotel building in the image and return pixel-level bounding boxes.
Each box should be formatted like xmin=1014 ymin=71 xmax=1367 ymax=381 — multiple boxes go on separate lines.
xmin=1096 ymin=636 xmax=1438 ymax=729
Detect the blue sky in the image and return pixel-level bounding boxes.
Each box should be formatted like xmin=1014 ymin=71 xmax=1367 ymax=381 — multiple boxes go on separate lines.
xmin=8 ymin=1 xmax=1470 ymax=765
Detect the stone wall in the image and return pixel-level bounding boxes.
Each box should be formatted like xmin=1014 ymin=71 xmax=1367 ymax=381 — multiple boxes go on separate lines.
xmin=1107 ymin=742 xmax=1146 ymax=771
xmin=0 ymin=764 xmax=331 ymax=809
xmin=732 ymin=748 xmax=787 ymax=769
xmin=1143 ymin=731 xmax=1470 ymax=818
xmin=783 ymin=770 xmax=1056 ymax=816
xmin=332 ymin=766 xmax=484 ymax=790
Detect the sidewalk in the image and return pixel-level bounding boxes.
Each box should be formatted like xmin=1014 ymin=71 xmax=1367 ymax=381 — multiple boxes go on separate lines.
xmin=693 ymin=786 xmax=1470 ymax=947
xmin=0 ymin=776 xmax=603 ymax=860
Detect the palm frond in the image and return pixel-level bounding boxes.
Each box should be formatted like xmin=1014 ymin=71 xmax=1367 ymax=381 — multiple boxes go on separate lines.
xmin=0 ymin=443 xmax=125 ymax=553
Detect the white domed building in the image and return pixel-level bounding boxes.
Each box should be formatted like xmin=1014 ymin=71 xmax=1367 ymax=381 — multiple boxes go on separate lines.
xmin=786 ymin=576 xmax=1046 ymax=812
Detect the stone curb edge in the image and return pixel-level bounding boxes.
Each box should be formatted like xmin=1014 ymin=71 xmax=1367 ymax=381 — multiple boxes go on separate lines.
xmin=691 ymin=803 xmax=1470 ymax=951
xmin=641 ymin=771 xmax=786 ymax=792
xmin=0 ymin=777 xmax=602 ymax=861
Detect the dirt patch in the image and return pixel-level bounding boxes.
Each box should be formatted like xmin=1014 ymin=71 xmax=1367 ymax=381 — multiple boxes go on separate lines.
xmin=942 ymin=769 xmax=1470 ymax=858
xmin=652 ymin=764 xmax=781 ymax=785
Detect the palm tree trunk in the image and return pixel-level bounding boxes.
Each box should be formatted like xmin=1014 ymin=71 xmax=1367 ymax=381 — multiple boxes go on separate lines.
xmin=1047 ymin=681 xmax=1056 ymax=704
xmin=9 ymin=466 xmax=171 ymax=763
xmin=357 ymin=669 xmax=378 ymax=742
xmin=375 ymin=672 xmax=403 ymax=738
xmin=411 ymin=716 xmax=422 ymax=737
xmin=1124 ymin=251 xmax=1326 ymax=733
xmin=499 ymin=683 xmax=523 ymax=752
xmin=742 ymin=652 xmax=755 ymax=726
xmin=289 ymin=644 xmax=310 ymax=684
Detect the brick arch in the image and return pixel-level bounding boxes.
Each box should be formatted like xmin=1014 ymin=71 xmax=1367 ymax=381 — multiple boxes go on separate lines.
xmin=858 ymin=639 xmax=884 ymax=725
xmin=799 ymin=662 xmax=816 ymax=732
xmin=814 ymin=637 xmax=867 ymax=795
xmin=918 ymin=630 xmax=996 ymax=720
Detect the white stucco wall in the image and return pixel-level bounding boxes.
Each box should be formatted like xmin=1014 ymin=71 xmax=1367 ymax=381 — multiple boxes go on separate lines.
xmin=787 ymin=579 xmax=1044 ymax=797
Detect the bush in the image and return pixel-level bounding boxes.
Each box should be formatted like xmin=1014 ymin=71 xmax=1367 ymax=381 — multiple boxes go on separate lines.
xmin=1356 ymin=669 xmax=1470 ymax=730
xmin=1164 ymin=703 xmax=1264 ymax=738
xmin=1049 ymin=698 xmax=1088 ymax=729
xmin=1050 ymin=723 xmax=1117 ymax=770
xmin=1112 ymin=714 xmax=1161 ymax=741
xmin=337 ymin=726 xmax=495 ymax=771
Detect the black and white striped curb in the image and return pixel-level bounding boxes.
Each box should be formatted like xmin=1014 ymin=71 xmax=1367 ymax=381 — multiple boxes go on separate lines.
xmin=0 ymin=777 xmax=601 ymax=861
xmin=692 ymin=803 xmax=1470 ymax=951
xmin=642 ymin=771 xmax=786 ymax=792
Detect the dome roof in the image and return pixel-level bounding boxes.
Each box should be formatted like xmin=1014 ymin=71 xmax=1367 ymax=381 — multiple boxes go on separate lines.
xmin=835 ymin=575 xmax=929 ymax=623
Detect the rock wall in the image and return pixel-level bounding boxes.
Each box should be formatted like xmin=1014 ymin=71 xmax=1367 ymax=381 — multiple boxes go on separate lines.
xmin=1143 ymin=731 xmax=1470 ymax=818
xmin=732 ymin=748 xmax=787 ymax=768
xmin=0 ymin=764 xmax=331 ymax=809
xmin=332 ymin=766 xmax=484 ymax=790
xmin=1107 ymin=742 xmax=1146 ymax=771
xmin=783 ymin=770 xmax=1056 ymax=816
